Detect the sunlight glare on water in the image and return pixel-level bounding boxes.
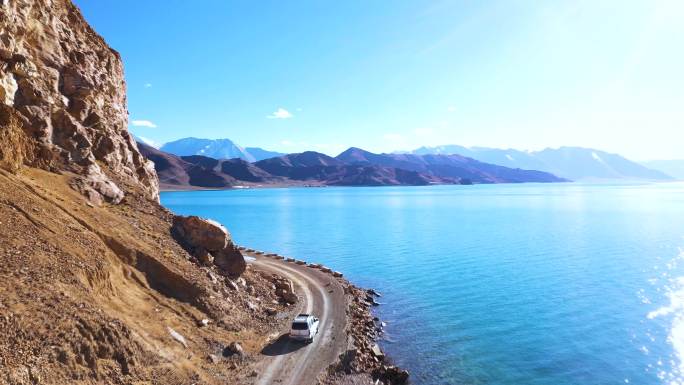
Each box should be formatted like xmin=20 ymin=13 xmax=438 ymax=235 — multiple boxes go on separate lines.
xmin=648 ymin=249 xmax=684 ymax=385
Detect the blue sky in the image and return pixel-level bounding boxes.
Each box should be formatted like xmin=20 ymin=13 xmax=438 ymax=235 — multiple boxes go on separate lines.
xmin=74 ymin=0 xmax=683 ymax=160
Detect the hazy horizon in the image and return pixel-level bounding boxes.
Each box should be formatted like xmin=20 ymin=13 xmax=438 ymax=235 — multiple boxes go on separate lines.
xmin=76 ymin=1 xmax=684 ymax=161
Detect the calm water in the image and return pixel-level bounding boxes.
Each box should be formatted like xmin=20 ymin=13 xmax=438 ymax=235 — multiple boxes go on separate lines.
xmin=161 ymin=183 xmax=684 ymax=385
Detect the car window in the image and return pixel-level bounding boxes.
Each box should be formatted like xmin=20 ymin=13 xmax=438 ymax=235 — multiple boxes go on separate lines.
xmin=291 ymin=322 xmax=309 ymax=330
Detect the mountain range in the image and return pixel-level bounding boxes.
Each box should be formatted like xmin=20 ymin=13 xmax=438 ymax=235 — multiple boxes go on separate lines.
xmin=160 ymin=137 xmax=285 ymax=162
xmin=149 ymin=137 xmax=678 ymax=183
xmin=336 ymin=147 xmax=565 ymax=183
xmin=408 ymin=145 xmax=673 ymax=181
xmin=138 ymin=142 xmax=565 ymax=189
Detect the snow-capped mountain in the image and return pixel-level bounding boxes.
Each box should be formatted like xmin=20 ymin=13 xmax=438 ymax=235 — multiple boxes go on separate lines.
xmin=408 ymin=146 xmax=672 ymax=181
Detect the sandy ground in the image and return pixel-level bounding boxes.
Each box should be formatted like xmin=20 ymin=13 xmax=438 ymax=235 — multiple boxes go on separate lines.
xmin=245 ymin=252 xmax=349 ymax=385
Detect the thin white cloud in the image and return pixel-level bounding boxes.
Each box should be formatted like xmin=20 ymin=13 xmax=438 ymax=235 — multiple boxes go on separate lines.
xmin=267 ymin=108 xmax=294 ymax=119
xmin=281 ymin=140 xmax=294 ymax=146
xmin=447 ymin=106 xmax=457 ymax=112
xmin=131 ymin=120 xmax=157 ymax=128
xmin=144 ymin=83 xmax=152 ymax=88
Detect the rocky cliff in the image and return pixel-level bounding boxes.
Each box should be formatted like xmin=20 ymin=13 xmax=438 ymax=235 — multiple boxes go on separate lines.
xmin=0 ymin=1 xmax=283 ymax=384
xmin=0 ymin=0 xmax=158 ymax=203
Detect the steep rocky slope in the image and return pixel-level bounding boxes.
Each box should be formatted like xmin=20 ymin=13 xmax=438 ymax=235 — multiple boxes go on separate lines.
xmin=1 ymin=0 xmax=158 ymax=204
xmin=0 ymin=167 xmax=290 ymax=384
xmin=0 ymin=1 xmax=293 ymax=384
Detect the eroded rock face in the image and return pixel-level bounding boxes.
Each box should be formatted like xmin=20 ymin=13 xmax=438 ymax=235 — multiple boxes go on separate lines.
xmin=172 ymin=215 xmax=246 ymax=276
xmin=0 ymin=0 xmax=159 ymax=202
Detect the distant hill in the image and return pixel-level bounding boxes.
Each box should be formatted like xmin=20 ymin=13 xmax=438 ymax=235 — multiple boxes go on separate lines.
xmin=137 ymin=142 xmax=237 ymax=189
xmin=254 ymin=151 xmax=446 ymax=185
xmin=244 ymin=147 xmax=286 ymax=161
xmin=338 ymin=147 xmax=566 ymax=183
xmin=408 ymin=146 xmax=672 ymax=181
xmin=254 ymin=151 xmax=344 ymax=177
xmin=160 ymin=137 xmax=285 ymax=162
xmin=641 ymin=160 xmax=684 ymax=180
xmin=219 ymin=158 xmax=277 ymax=183
xmin=140 ymin=144 xmax=568 ymax=190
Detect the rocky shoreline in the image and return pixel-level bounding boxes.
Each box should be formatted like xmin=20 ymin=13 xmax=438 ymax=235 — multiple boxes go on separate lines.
xmin=321 ymin=284 xmax=410 ymax=385
xmin=240 ymin=247 xmax=410 ymax=385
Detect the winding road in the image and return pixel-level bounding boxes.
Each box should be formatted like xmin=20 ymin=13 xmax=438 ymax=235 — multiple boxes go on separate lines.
xmin=248 ymin=253 xmax=348 ymax=385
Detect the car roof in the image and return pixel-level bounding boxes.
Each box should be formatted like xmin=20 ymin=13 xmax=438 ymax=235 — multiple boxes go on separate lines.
xmin=294 ymin=314 xmax=311 ymax=322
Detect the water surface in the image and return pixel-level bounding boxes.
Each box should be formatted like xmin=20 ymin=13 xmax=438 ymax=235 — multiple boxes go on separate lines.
xmin=161 ymin=183 xmax=684 ymax=385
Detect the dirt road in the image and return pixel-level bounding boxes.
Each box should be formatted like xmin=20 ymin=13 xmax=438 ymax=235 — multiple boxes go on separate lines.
xmin=249 ymin=254 xmax=348 ymax=385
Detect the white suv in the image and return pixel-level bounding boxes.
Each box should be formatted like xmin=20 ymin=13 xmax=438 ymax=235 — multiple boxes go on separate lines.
xmin=289 ymin=314 xmax=320 ymax=343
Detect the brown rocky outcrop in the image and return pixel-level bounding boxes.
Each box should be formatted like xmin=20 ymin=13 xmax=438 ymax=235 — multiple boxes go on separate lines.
xmin=213 ymin=243 xmax=246 ymax=277
xmin=172 ymin=215 xmax=246 ymax=276
xmin=0 ymin=0 xmax=158 ymax=203
xmin=270 ymin=274 xmax=298 ymax=304
xmin=0 ymin=2 xmax=303 ymax=384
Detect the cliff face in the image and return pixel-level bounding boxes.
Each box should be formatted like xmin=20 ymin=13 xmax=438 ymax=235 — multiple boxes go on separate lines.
xmin=0 ymin=0 xmax=158 ymax=203
xmin=0 ymin=2 xmax=288 ymax=384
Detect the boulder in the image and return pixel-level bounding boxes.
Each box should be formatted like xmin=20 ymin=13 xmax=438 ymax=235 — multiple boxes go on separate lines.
xmin=279 ymin=290 xmax=297 ymax=304
xmin=223 ymin=342 xmax=244 ymax=357
xmin=225 ymin=279 xmax=239 ymax=291
xmin=167 ymin=327 xmax=187 ymax=348
xmin=171 ymin=215 xmax=246 ymax=276
xmin=264 ymin=307 xmax=277 ymax=316
xmin=371 ymin=344 xmax=384 ymax=360
xmin=213 ymin=244 xmax=246 ymax=277
xmin=274 ymin=279 xmax=294 ymax=292
xmin=271 ymin=275 xmax=298 ymax=304
xmin=172 ymin=215 xmax=228 ymax=251
xmin=195 ymin=248 xmax=213 ymax=265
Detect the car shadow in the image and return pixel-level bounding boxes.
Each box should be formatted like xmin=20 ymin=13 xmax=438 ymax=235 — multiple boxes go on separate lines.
xmin=261 ymin=333 xmax=307 ymax=356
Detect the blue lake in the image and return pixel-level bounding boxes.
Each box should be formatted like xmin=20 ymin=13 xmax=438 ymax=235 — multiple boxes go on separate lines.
xmin=161 ymin=183 xmax=684 ymax=385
